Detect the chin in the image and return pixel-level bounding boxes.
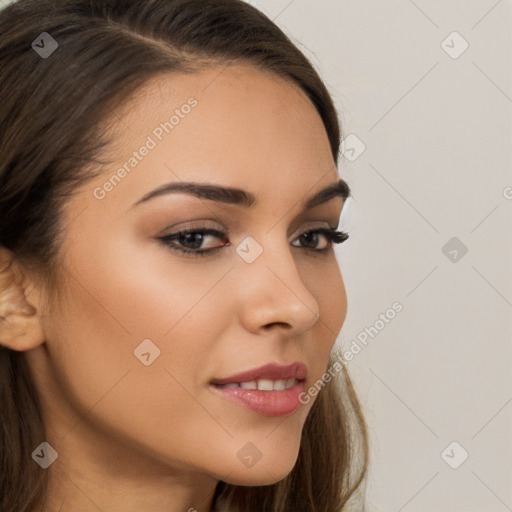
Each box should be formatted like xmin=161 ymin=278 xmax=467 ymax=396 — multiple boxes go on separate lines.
xmin=223 ymin=466 xmax=295 ymax=487
xmin=220 ymin=448 xmax=300 ymax=487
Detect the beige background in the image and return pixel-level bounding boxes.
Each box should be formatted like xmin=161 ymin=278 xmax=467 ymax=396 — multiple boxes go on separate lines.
xmin=246 ymin=1 xmax=511 ymax=511
xmin=2 ymin=0 xmax=510 ymax=510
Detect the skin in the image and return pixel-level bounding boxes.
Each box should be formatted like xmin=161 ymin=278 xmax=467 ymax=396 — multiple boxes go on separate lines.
xmin=12 ymin=64 xmax=348 ymax=511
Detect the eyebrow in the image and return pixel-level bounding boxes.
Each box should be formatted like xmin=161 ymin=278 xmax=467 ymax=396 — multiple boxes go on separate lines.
xmin=132 ymin=178 xmax=351 ymax=210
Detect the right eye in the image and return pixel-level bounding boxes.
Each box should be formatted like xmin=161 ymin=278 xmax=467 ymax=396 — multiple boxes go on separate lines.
xmin=157 ymin=228 xmax=229 ymax=258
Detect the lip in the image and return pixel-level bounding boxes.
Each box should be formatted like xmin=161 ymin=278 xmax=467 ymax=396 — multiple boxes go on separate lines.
xmin=209 ymin=362 xmax=307 ymax=417
xmin=210 ymin=362 xmax=307 ymax=386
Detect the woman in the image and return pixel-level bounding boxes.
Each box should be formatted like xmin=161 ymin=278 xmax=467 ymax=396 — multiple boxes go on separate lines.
xmin=0 ymin=0 xmax=369 ymax=510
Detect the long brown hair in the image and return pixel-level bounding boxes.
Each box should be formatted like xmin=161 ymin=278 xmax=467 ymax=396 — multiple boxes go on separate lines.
xmin=0 ymin=0 xmax=369 ymax=510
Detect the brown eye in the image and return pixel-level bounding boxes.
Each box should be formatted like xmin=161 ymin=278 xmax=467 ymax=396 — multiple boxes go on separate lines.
xmin=298 ymin=231 xmax=327 ymax=249
xmin=158 ymin=228 xmax=228 ymax=257
xmin=291 ymin=228 xmax=349 ymax=251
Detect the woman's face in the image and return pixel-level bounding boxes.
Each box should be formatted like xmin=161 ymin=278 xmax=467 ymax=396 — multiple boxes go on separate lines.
xmin=27 ymin=65 xmax=348 ymax=490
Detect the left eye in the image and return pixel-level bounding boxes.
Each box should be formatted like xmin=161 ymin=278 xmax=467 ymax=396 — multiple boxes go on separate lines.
xmin=157 ymin=227 xmax=348 ymax=257
xmin=291 ymin=229 xmax=332 ymax=250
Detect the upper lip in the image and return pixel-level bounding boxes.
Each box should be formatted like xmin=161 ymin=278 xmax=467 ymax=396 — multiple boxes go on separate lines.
xmin=210 ymin=362 xmax=307 ymax=386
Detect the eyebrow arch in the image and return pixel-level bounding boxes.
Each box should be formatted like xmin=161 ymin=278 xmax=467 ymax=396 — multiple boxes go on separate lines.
xmin=132 ymin=178 xmax=351 ymax=209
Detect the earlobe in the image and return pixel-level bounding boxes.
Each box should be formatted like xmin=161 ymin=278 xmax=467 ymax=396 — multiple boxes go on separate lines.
xmin=0 ymin=248 xmax=45 ymax=351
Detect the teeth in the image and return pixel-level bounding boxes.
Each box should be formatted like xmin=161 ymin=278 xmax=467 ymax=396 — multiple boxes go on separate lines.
xmin=273 ymin=379 xmax=286 ymax=391
xmin=240 ymin=380 xmax=257 ymax=389
xmin=257 ymin=378 xmax=274 ymax=391
xmin=218 ymin=378 xmax=298 ymax=390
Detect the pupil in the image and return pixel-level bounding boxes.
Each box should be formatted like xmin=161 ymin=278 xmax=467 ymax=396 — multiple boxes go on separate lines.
xmin=179 ymin=232 xmax=203 ymax=249
xmin=302 ymin=232 xmax=317 ymax=248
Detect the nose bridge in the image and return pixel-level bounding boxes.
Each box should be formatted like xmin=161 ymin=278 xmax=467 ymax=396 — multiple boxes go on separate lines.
xmin=234 ymin=231 xmax=320 ymax=333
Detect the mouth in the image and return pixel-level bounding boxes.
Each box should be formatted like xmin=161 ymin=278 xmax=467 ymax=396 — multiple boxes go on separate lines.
xmin=214 ymin=377 xmax=301 ymax=391
xmin=209 ymin=362 xmax=307 ymax=417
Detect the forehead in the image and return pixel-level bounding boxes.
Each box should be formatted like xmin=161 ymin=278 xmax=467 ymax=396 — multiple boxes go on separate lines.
xmin=86 ymin=64 xmax=337 ymax=213
xmin=117 ymin=63 xmax=317 ymax=125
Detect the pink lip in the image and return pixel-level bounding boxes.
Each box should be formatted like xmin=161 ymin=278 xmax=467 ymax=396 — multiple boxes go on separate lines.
xmin=209 ymin=362 xmax=307 ymax=417
xmin=210 ymin=362 xmax=307 ymax=386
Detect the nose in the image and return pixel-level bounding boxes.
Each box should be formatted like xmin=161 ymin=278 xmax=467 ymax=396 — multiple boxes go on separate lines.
xmin=234 ymin=234 xmax=321 ymax=337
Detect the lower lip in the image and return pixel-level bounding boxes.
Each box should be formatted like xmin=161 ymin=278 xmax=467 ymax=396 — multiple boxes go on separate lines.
xmin=210 ymin=381 xmax=305 ymax=417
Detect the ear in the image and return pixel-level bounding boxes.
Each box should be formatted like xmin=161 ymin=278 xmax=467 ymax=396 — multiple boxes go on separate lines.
xmin=0 ymin=247 xmax=45 ymax=351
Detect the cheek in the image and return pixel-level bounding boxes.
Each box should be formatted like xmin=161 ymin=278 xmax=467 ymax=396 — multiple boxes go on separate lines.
xmin=45 ymin=234 xmax=230 ymax=428
xmin=44 ymin=260 xmax=238 ymax=471
xmin=300 ymin=257 xmax=347 ymax=369
xmin=317 ymin=258 xmax=347 ymax=318
xmin=59 ymin=223 xmax=231 ymax=349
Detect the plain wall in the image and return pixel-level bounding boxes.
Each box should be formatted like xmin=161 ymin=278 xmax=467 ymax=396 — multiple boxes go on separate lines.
xmin=251 ymin=1 xmax=511 ymax=510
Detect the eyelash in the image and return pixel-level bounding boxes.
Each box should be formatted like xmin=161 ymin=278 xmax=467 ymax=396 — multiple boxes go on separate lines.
xmin=157 ymin=227 xmax=349 ymax=258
